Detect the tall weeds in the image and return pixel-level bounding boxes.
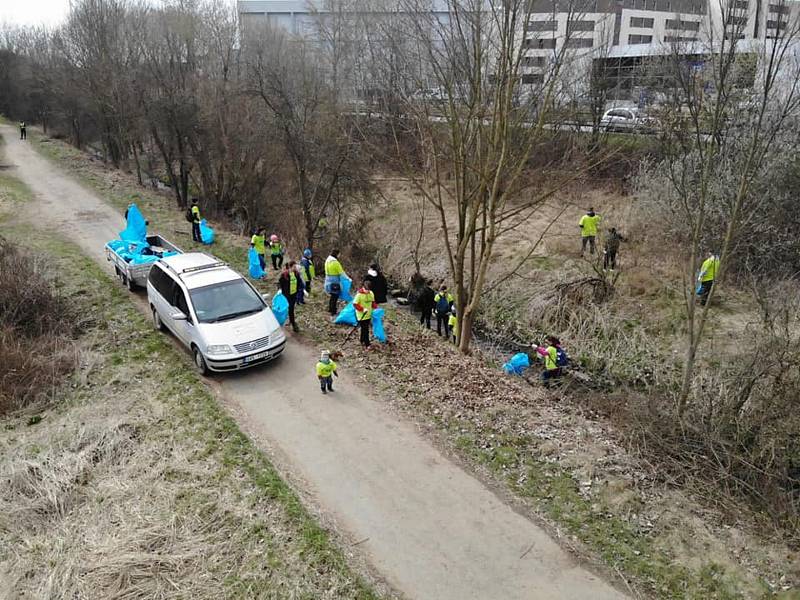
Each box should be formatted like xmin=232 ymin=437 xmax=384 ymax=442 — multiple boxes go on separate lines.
xmin=0 ymin=238 xmax=78 ymax=414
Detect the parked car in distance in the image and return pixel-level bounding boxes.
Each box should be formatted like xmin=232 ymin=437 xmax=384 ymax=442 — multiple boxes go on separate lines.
xmin=147 ymin=252 xmax=286 ymax=374
xmin=600 ymin=107 xmax=656 ymax=133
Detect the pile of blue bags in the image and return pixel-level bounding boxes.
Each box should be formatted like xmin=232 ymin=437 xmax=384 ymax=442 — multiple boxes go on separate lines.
xmin=502 ymin=352 xmax=530 ymax=376
xmin=106 ymin=204 xmax=179 ymax=264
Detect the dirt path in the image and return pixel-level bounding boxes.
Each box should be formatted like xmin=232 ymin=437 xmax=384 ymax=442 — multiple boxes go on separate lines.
xmin=0 ymin=125 xmax=626 ymax=600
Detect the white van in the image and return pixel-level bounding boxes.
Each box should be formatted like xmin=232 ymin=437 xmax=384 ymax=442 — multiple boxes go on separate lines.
xmin=147 ymin=252 xmax=286 ymax=374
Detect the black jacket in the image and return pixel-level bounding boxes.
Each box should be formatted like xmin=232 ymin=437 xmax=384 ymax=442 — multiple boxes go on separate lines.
xmin=417 ymin=286 xmax=435 ymax=311
xmin=366 ymin=270 xmax=388 ymax=303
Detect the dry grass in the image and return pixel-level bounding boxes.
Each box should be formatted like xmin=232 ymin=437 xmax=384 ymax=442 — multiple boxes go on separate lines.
xmin=0 ymin=246 xmax=380 ymax=599
xmin=0 ymin=166 xmax=380 ymax=598
xmin=0 ymin=238 xmax=81 ymax=414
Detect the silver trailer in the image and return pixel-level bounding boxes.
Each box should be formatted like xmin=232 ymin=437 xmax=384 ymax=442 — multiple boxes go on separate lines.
xmin=105 ymin=235 xmax=182 ymax=290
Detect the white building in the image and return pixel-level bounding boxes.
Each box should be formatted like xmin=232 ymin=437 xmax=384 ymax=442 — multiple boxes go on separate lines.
xmin=523 ymin=0 xmax=800 ymax=99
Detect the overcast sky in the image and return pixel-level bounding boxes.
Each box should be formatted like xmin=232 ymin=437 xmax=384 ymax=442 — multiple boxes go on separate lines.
xmin=1 ymin=0 xmax=71 ymax=27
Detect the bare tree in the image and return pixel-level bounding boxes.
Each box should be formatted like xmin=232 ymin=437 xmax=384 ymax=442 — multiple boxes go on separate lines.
xmin=640 ymin=4 xmax=800 ymax=416
xmin=372 ymin=0 xmax=604 ymax=353
xmin=245 ymin=27 xmax=371 ymax=251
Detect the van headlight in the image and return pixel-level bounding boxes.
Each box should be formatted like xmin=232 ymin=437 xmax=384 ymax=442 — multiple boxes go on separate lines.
xmin=206 ymin=344 xmax=233 ymax=355
xmin=271 ymin=328 xmax=285 ymax=343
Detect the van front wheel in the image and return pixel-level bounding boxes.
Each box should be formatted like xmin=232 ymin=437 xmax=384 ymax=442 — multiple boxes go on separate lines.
xmin=152 ymin=307 xmax=164 ymax=331
xmin=193 ymin=347 xmax=209 ymax=376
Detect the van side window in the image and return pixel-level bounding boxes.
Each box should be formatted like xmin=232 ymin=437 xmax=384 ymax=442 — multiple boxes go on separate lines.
xmin=149 ymin=266 xmax=172 ymax=299
xmin=174 ymin=287 xmax=191 ymax=319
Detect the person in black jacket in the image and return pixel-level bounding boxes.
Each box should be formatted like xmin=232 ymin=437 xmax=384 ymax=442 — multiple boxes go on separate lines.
xmin=278 ymin=261 xmax=301 ymax=333
xmin=365 ymin=263 xmax=388 ymax=304
xmin=417 ymin=279 xmax=435 ymax=329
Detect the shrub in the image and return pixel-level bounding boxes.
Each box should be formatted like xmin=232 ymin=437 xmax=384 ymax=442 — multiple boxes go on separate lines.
xmin=0 ymin=238 xmax=78 ymax=414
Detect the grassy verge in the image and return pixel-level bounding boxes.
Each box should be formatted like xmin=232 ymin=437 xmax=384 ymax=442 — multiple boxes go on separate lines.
xmin=0 ymin=165 xmax=381 ymax=598
xmin=28 ymin=130 xmax=798 ymax=599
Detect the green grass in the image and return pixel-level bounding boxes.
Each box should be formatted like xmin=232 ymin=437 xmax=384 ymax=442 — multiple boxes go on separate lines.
xmin=0 ymin=160 xmax=381 ymax=598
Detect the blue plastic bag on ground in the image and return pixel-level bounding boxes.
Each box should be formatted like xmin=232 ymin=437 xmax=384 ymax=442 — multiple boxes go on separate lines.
xmin=339 ymin=275 xmax=353 ymax=302
xmin=334 ymin=301 xmax=358 ymax=326
xmin=248 ymin=247 xmax=265 ymax=280
xmin=120 ymin=204 xmax=147 ymax=244
xmin=372 ymin=308 xmax=387 ymax=343
xmin=271 ymin=291 xmax=288 ymax=325
xmin=200 ymin=219 xmax=215 ymax=245
xmin=502 ymin=352 xmax=530 ymax=375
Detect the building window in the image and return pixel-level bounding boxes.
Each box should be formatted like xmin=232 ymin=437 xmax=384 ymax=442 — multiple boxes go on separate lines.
xmin=568 ymin=20 xmax=595 ymax=32
xmin=729 ymin=0 xmax=749 ymax=8
xmin=726 ymin=16 xmax=749 ymax=25
xmin=523 ymin=56 xmax=547 ymax=67
xmin=564 ymin=38 xmax=594 ymax=48
xmin=666 ymin=19 xmax=701 ymax=30
xmin=527 ymin=38 xmax=557 ymax=49
xmin=664 ymin=35 xmax=698 ymax=41
xmin=766 ymin=19 xmax=787 ymax=28
xmin=521 ymin=73 xmax=544 ymax=84
xmin=630 ymin=17 xmax=654 ymax=28
xmin=527 ymin=20 xmax=557 ymax=31
xmin=768 ymin=3 xmax=790 ymax=13
xmin=628 ymin=34 xmax=653 ymax=44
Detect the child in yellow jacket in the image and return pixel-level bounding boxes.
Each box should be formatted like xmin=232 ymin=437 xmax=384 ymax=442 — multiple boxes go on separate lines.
xmin=316 ymin=350 xmax=339 ymax=394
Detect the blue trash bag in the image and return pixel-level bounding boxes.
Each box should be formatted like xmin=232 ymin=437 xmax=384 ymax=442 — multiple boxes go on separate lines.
xmin=339 ymin=275 xmax=353 ymax=302
xmin=695 ymin=280 xmax=703 ymax=295
xmin=502 ymin=352 xmax=530 ymax=376
xmin=372 ymin=308 xmax=387 ymax=343
xmin=106 ymin=239 xmax=127 ymax=254
xmin=248 ymin=247 xmax=265 ymax=280
xmin=271 ymin=291 xmax=288 ymax=325
xmin=200 ymin=219 xmax=215 ymax=245
xmin=120 ymin=204 xmax=147 ymax=244
xmin=334 ymin=301 xmax=358 ymax=326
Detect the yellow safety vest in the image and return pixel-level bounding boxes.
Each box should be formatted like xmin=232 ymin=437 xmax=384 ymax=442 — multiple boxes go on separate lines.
xmin=354 ymin=290 xmax=375 ymax=320
xmin=543 ymin=345 xmax=558 ymax=371
xmin=316 ymin=360 xmax=337 ymax=377
xmin=270 ymin=241 xmax=283 ymax=256
xmin=699 ymin=257 xmax=719 ymax=282
xmin=191 ymin=205 xmax=200 ymax=223
xmin=325 ymin=257 xmax=343 ymax=276
xmin=251 ymin=235 xmax=266 ymax=254
xmin=579 ymin=214 xmax=601 ymax=237
xmin=289 ymin=272 xmax=297 ymax=295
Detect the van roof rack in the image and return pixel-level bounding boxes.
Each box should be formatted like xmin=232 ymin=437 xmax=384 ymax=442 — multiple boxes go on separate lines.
xmin=181 ymin=261 xmax=227 ymax=274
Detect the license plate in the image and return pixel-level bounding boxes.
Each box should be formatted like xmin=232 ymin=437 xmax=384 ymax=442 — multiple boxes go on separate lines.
xmin=243 ymin=351 xmax=269 ymax=363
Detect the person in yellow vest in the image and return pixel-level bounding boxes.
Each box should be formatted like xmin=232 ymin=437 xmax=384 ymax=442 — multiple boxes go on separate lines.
xmin=279 ymin=261 xmax=301 ymax=332
xmin=353 ymin=279 xmax=378 ymax=349
xmin=434 ymin=284 xmax=455 ymax=337
xmin=269 ymin=234 xmax=284 ymax=270
xmin=697 ymin=252 xmax=720 ymax=306
xmin=448 ymin=307 xmax=458 ymax=344
xmin=316 ymin=349 xmax=339 ymax=394
xmin=534 ymin=335 xmax=563 ymax=387
xmin=250 ymin=227 xmax=267 ymax=271
xmin=19 ymin=121 xmax=26 ymax=140
xmin=190 ymin=198 xmax=202 ymax=242
xmin=301 ymin=248 xmax=316 ymax=292
xmin=578 ymin=208 xmax=602 ymax=257
xmin=324 ymin=249 xmax=347 ymax=315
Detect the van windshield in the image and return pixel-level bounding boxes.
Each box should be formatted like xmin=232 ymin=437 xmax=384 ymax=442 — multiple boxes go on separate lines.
xmin=190 ymin=279 xmax=264 ymax=323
